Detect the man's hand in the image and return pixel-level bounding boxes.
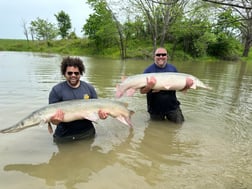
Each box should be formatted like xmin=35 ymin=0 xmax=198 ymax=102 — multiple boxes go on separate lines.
xmin=146 ymin=76 xmax=156 ymax=88
xmin=50 ymin=109 xmax=64 ymax=125
xmin=98 ymin=109 xmax=108 ymax=120
xmin=180 ymin=77 xmax=194 ymax=92
xmin=140 ymin=76 xmax=156 ymax=94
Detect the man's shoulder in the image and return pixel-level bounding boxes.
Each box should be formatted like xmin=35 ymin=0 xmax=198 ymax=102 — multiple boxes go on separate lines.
xmin=80 ymin=81 xmax=96 ymax=91
xmin=79 ymin=81 xmax=97 ymax=98
xmin=80 ymin=80 xmax=93 ymax=87
xmin=144 ymin=63 xmax=177 ymax=73
xmin=166 ymin=63 xmax=177 ymax=72
xmin=53 ymin=81 xmax=66 ymax=87
xmin=51 ymin=81 xmax=67 ymax=91
xmin=144 ymin=63 xmax=155 ymax=73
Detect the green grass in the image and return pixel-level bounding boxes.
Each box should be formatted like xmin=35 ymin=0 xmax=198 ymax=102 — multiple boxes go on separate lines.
xmin=0 ymin=38 xmax=91 ymax=56
xmin=0 ymin=38 xmax=251 ymax=63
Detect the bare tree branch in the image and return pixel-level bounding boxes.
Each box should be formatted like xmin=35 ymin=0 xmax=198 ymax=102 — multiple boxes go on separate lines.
xmin=147 ymin=0 xmax=180 ymax=6
xmin=202 ymin=0 xmax=252 ymax=9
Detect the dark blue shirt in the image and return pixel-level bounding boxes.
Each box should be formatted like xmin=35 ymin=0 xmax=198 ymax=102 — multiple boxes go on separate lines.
xmin=49 ymin=81 xmax=97 ymax=137
xmin=143 ymin=63 xmax=180 ymax=115
xmin=144 ymin=63 xmax=177 ymax=73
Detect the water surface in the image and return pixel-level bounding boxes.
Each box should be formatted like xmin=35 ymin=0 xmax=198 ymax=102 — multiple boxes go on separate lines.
xmin=0 ymin=51 xmax=251 ymax=189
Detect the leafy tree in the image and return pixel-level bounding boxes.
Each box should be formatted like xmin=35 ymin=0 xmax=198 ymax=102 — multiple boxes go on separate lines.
xmin=202 ymin=0 xmax=252 ymax=56
xmin=55 ymin=10 xmax=72 ymax=39
xmin=213 ymin=8 xmax=241 ymax=36
xmin=169 ymin=1 xmax=240 ymax=59
xmin=79 ymin=0 xmax=249 ymax=59
xmin=83 ymin=0 xmax=118 ymax=53
xmin=30 ymin=17 xmax=58 ymax=40
xmin=68 ymin=31 xmax=78 ymax=39
xmin=207 ymin=9 xmax=241 ymax=59
xmin=207 ymin=33 xmax=240 ymax=59
xmin=123 ymin=16 xmax=148 ymax=41
xmin=170 ymin=17 xmax=213 ymax=58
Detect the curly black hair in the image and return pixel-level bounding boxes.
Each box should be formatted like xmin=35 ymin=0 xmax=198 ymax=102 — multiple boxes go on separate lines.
xmin=60 ymin=56 xmax=85 ymax=75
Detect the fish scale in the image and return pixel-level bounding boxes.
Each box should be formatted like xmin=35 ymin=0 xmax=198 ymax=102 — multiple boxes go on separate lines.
xmin=0 ymin=99 xmax=134 ymax=133
xmin=116 ymin=72 xmax=212 ymax=98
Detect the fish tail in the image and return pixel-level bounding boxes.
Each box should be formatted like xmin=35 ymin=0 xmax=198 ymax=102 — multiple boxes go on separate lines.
xmin=126 ymin=88 xmax=136 ymax=96
xmin=47 ymin=122 xmax=53 ymax=134
xmin=126 ymin=110 xmax=135 ymax=127
xmin=206 ymin=85 xmax=213 ymax=90
xmin=129 ymin=110 xmax=135 ymax=117
xmin=115 ymin=85 xmax=123 ymax=98
xmin=116 ymin=113 xmax=134 ymax=127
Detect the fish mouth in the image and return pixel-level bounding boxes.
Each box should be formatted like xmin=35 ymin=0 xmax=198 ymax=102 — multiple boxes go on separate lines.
xmin=0 ymin=122 xmax=40 ymax=133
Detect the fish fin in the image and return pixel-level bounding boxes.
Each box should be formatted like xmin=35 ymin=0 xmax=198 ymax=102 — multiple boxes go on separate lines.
xmin=163 ymin=85 xmax=171 ymax=90
xmin=126 ymin=88 xmax=136 ymax=96
xmin=39 ymin=120 xmax=46 ymax=128
xmin=48 ymin=122 xmax=53 ymax=134
xmin=207 ymin=86 xmax=213 ymax=90
xmin=116 ymin=115 xmax=133 ymax=127
xmin=115 ymin=84 xmax=123 ymax=98
xmin=190 ymin=83 xmax=197 ymax=89
xmin=130 ymin=110 xmax=135 ymax=120
xmin=129 ymin=110 xmax=135 ymax=117
xmin=83 ymin=113 xmax=99 ymax=123
xmin=116 ymin=110 xmax=134 ymax=127
xmin=115 ymin=101 xmax=129 ymax=108
xmin=205 ymin=85 xmax=213 ymax=90
xmin=122 ymin=102 xmax=129 ymax=107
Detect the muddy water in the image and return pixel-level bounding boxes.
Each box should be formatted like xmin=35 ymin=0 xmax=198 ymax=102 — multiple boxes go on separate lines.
xmin=0 ymin=51 xmax=251 ymax=189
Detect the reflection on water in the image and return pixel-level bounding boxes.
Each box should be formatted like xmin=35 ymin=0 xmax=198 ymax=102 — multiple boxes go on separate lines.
xmin=3 ymin=123 xmax=191 ymax=188
xmin=4 ymin=139 xmax=107 ymax=187
xmin=0 ymin=51 xmax=252 ymax=189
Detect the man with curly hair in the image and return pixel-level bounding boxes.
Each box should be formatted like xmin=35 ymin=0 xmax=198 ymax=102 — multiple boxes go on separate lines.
xmin=49 ymin=56 xmax=107 ymax=143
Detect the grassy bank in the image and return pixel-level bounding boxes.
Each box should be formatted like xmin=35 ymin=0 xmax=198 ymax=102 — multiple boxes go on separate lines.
xmin=0 ymin=38 xmax=155 ymax=59
xmin=0 ymin=38 xmax=251 ymax=62
xmin=0 ymin=39 xmax=93 ymax=56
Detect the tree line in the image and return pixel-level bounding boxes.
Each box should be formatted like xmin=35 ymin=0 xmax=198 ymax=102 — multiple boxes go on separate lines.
xmin=22 ymin=0 xmax=252 ymax=60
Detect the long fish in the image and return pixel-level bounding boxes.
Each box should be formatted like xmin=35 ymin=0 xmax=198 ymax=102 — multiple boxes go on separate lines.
xmin=0 ymin=99 xmax=134 ymax=133
xmin=116 ymin=72 xmax=211 ymax=98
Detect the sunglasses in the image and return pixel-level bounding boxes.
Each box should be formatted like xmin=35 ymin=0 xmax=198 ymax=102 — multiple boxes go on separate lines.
xmin=155 ymin=53 xmax=167 ymax=57
xmin=67 ymin=71 xmax=80 ymax=76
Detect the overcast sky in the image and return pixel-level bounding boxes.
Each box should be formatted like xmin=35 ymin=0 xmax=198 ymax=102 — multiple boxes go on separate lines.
xmin=0 ymin=0 xmax=93 ymax=39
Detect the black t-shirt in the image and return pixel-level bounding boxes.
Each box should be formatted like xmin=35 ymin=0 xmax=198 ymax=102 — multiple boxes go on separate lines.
xmin=49 ymin=81 xmax=97 ymax=137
